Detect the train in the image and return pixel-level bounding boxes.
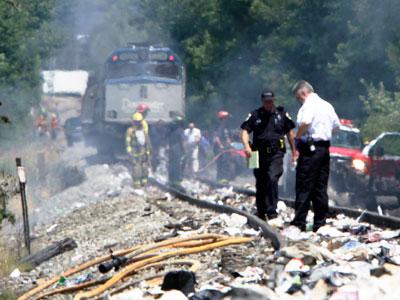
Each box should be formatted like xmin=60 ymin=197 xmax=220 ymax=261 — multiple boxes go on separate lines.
xmin=81 ymin=43 xmax=186 ymax=155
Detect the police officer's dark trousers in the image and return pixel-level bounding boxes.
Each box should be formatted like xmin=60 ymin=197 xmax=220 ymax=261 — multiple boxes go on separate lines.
xmin=291 ymin=142 xmax=330 ymax=231
xmin=254 ymin=151 xmax=284 ymax=219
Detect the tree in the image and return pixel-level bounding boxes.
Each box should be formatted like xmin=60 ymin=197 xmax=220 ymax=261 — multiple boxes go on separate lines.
xmin=0 ymin=0 xmax=58 ymax=139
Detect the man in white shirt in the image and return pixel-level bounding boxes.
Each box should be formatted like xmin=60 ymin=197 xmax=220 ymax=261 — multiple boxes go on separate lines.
xmin=290 ymin=80 xmax=340 ymax=232
xmin=184 ymin=122 xmax=202 ymax=173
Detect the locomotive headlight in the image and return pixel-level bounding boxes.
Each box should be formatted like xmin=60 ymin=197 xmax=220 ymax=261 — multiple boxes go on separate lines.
xmin=351 ymin=159 xmax=366 ymax=172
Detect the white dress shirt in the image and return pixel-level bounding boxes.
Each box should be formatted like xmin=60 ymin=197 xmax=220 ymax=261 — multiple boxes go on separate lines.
xmin=184 ymin=127 xmax=201 ymax=144
xmin=297 ymin=93 xmax=340 ymax=141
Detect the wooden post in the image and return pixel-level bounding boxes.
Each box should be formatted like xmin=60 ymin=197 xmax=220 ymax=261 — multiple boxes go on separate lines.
xmin=16 ymin=158 xmax=30 ymax=254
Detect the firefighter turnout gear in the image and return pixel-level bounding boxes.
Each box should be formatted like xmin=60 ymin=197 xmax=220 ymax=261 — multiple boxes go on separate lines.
xmin=241 ymin=104 xmax=295 ymax=220
xmin=126 ymin=113 xmax=151 ymax=188
xmin=131 ymin=111 xmax=149 ymax=135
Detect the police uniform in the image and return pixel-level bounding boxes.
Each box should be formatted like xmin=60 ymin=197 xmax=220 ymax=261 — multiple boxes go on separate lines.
xmin=290 ymin=92 xmax=340 ymax=231
xmin=241 ymin=105 xmax=295 ymax=219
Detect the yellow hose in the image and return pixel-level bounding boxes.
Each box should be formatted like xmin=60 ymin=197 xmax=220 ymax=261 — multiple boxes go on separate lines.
xmin=18 ymin=234 xmax=225 ymax=300
xmin=74 ymin=237 xmax=252 ymax=299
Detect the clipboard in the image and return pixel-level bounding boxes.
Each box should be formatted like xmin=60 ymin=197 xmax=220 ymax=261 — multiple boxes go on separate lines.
xmin=247 ymin=151 xmax=259 ymax=169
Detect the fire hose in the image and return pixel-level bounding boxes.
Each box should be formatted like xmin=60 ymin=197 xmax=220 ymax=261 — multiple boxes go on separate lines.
xmin=19 ymin=234 xmax=251 ymax=300
xmin=149 ymin=176 xmax=283 ymax=250
xmin=33 ymin=259 xmax=201 ymax=300
xmin=196 ymin=148 xmax=242 ymax=173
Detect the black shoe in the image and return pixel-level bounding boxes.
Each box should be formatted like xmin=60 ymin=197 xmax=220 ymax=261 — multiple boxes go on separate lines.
xmin=256 ymin=213 xmax=266 ymax=221
xmin=267 ymin=213 xmax=278 ymax=220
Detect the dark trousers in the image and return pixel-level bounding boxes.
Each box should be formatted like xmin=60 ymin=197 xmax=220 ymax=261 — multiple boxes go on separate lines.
xmin=253 ymin=152 xmax=284 ymax=218
xmin=168 ymin=146 xmax=184 ymax=184
xmin=215 ymin=147 xmax=234 ymax=182
xmin=291 ymin=145 xmax=330 ymax=231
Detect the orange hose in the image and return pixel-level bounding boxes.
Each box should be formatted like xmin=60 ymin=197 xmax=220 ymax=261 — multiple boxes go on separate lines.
xmin=74 ymin=237 xmax=252 ymax=299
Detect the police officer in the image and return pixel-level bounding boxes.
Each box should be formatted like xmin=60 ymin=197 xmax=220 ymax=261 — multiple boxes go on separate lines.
xmin=290 ymin=81 xmax=340 ymax=231
xmin=168 ymin=113 xmax=186 ymax=187
xmin=126 ymin=112 xmax=151 ymax=188
xmin=214 ymin=111 xmax=234 ymax=184
xmin=241 ymin=90 xmax=296 ymax=220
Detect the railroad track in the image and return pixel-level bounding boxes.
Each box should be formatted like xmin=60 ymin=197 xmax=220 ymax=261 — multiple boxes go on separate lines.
xmin=149 ymin=175 xmax=400 ymax=252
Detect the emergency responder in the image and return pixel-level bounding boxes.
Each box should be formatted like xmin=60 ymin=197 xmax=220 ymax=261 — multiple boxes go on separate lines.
xmin=36 ymin=113 xmax=49 ymax=138
xmin=214 ymin=111 xmax=234 ymax=184
xmin=241 ymin=90 xmax=296 ymax=220
xmin=184 ymin=122 xmax=201 ymax=174
xmin=168 ymin=113 xmax=186 ymax=188
xmin=136 ymin=103 xmax=150 ymax=134
xmin=50 ymin=113 xmax=60 ymax=140
xmin=150 ymin=120 xmax=166 ymax=172
xmin=290 ymin=80 xmax=340 ymax=231
xmin=126 ymin=112 xmax=151 ymax=188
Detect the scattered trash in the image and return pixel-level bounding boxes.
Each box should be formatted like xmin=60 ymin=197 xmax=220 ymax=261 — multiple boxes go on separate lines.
xmin=317 ymin=225 xmax=350 ymax=238
xmin=219 ymin=213 xmax=247 ymax=228
xmin=284 ymin=258 xmax=310 ymax=273
xmin=9 ymin=268 xmax=21 ymax=278
xmin=160 ymin=290 xmax=189 ymax=300
xmin=46 ymin=224 xmax=58 ymax=233
xmin=233 ymin=266 xmax=265 ymax=284
xmin=330 ymin=285 xmax=359 ymax=300
xmin=281 ymin=225 xmax=312 ymax=241
xmin=161 ymin=270 xmax=196 ymax=296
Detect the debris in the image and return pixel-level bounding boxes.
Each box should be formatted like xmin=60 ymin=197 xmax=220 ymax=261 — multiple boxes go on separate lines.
xmin=317 ymin=225 xmax=350 ymax=238
xmin=46 ymin=224 xmax=58 ymax=233
xmin=9 ymin=268 xmax=21 ymax=278
xmin=161 ymin=270 xmax=196 ymax=296
xmin=284 ymin=258 xmax=310 ymax=273
xmin=330 ymin=285 xmax=359 ymax=300
xmin=281 ymin=225 xmax=312 ymax=241
xmin=110 ymin=288 xmax=144 ymax=300
xmin=20 ymin=238 xmax=77 ymax=271
xmin=232 ymin=266 xmax=265 ymax=284
xmin=219 ymin=213 xmax=247 ymax=228
xmin=190 ymin=289 xmax=224 ymax=300
xmin=160 ymin=290 xmax=189 ymax=300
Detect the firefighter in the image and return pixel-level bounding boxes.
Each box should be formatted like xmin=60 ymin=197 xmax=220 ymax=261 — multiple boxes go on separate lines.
xmin=50 ymin=113 xmax=60 ymax=140
xmin=136 ymin=103 xmax=150 ymax=134
xmin=36 ymin=113 xmax=49 ymax=138
xmin=214 ymin=110 xmax=234 ymax=184
xmin=126 ymin=112 xmax=151 ymax=188
xmin=168 ymin=113 xmax=186 ymax=188
xmin=241 ymin=90 xmax=296 ymax=220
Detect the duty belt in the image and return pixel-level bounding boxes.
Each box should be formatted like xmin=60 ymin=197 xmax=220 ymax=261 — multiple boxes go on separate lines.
xmin=255 ymin=138 xmax=285 ymax=154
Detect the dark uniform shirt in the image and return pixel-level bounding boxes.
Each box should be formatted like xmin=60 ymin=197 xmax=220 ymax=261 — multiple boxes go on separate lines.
xmin=241 ymin=106 xmax=295 ymax=151
xmin=215 ymin=120 xmax=231 ymax=147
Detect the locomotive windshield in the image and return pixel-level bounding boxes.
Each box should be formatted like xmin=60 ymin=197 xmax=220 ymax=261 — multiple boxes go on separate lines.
xmin=105 ymin=49 xmax=182 ymax=80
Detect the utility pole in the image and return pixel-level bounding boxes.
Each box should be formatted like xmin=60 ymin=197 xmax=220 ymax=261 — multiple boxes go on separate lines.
xmin=16 ymin=158 xmax=30 ymax=254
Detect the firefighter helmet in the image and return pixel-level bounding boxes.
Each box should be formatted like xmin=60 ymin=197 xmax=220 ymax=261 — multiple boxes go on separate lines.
xmin=217 ymin=110 xmax=230 ymax=119
xmin=132 ymin=112 xmax=144 ymax=122
xmin=136 ymin=103 xmax=149 ymax=113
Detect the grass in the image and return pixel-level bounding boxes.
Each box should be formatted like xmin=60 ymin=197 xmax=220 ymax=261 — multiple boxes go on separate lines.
xmin=0 ymin=241 xmax=18 ymax=278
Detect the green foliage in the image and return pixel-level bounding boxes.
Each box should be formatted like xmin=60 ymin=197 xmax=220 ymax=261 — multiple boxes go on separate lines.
xmin=2 ymin=0 xmax=400 ymax=138
xmin=360 ymin=81 xmax=400 ymax=139
xmin=0 ymin=0 xmax=58 ymax=140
